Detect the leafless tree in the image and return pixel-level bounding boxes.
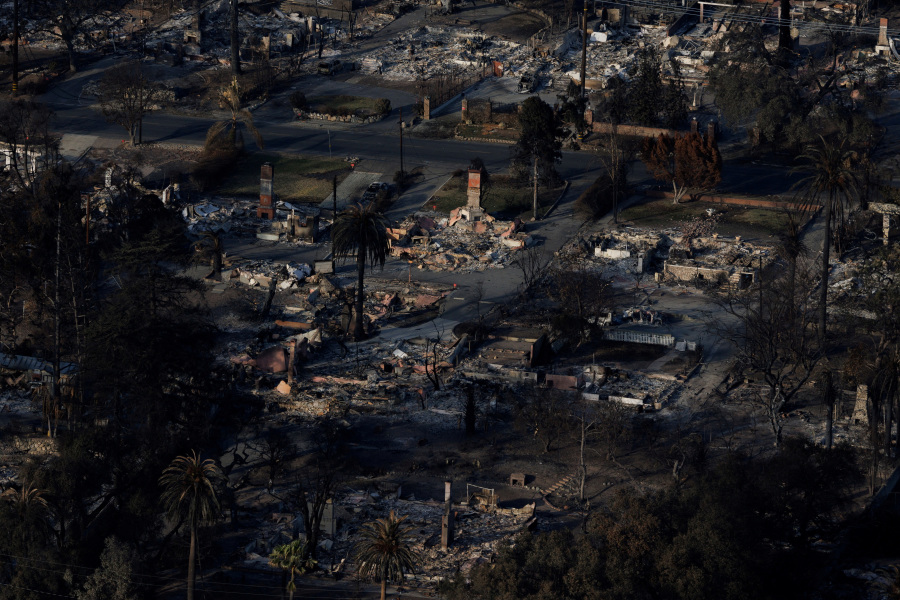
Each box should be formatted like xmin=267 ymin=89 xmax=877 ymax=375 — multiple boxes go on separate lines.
xmin=594 ymin=124 xmax=636 ymax=224
xmin=548 ymin=259 xmax=612 ymax=347
xmin=0 ymin=99 xmax=57 ymax=189
xmin=712 ymin=263 xmax=820 ymax=447
xmin=97 ymin=61 xmax=160 ymax=146
xmin=30 ymin=0 xmax=128 ymax=72
xmin=283 ymin=456 xmax=336 ymax=561
xmin=423 ymin=321 xmax=446 ymax=391
xmin=511 ymin=246 xmax=548 ymax=298
xmin=272 ymin=420 xmax=348 ymax=561
xmin=252 ymin=428 xmax=296 ymax=485
xmin=514 ymin=386 xmax=572 ymax=453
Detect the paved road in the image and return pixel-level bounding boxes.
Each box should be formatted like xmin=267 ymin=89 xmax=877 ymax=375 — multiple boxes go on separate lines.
xmin=36 ymin=10 xmax=826 ymax=345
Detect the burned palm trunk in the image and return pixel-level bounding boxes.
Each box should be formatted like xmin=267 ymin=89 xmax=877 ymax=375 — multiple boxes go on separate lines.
xmin=464 ymin=386 xmax=477 ymax=435
xmin=441 ymin=501 xmax=454 ymax=549
xmin=230 ymin=0 xmax=241 ymax=75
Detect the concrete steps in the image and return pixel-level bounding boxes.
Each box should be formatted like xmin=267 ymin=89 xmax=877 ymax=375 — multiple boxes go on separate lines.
xmin=542 ymin=472 xmax=577 ymax=496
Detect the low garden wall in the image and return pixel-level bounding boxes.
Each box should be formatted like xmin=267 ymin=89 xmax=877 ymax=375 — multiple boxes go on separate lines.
xmin=294 ymin=109 xmax=387 ymax=124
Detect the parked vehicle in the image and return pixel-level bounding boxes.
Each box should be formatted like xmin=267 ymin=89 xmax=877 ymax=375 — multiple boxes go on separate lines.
xmin=317 ymin=59 xmax=342 ymax=75
xmin=518 ymin=72 xmax=537 ymax=93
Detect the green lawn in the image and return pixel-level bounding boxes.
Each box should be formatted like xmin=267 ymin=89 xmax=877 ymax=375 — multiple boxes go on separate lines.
xmin=456 ymin=123 xmax=520 ymax=141
xmin=307 ymin=95 xmax=383 ymax=116
xmin=217 ymin=153 xmax=349 ymax=203
xmin=428 ymin=174 xmax=564 ymax=219
xmin=618 ymin=197 xmax=800 ymax=240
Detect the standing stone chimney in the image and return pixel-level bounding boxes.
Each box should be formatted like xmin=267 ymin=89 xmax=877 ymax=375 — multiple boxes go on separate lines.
xmin=258 ymin=163 xmax=275 ymax=219
xmin=461 ymin=165 xmax=486 ymax=222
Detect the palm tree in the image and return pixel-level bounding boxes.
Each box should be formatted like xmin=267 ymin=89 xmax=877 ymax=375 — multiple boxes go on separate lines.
xmin=269 ymin=539 xmax=316 ymax=600
xmin=331 ymin=203 xmax=389 ymax=340
xmin=794 ymin=136 xmax=858 ymax=449
xmin=159 ymin=451 xmax=225 ymax=600
xmin=354 ymin=511 xmax=420 ymax=600
xmin=205 ymin=78 xmax=263 ymax=151
xmin=794 ymin=136 xmax=859 ymax=342
xmin=8 ymin=480 xmax=51 ymax=549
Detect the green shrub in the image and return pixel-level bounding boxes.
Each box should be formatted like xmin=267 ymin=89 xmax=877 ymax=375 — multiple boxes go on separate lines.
xmin=574 ymin=174 xmax=615 ymax=221
xmin=289 ymin=91 xmax=307 ymax=111
xmin=375 ymin=98 xmax=391 ymax=115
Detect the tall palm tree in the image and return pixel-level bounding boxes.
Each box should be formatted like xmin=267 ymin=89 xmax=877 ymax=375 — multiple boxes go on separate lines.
xmin=269 ymin=539 xmax=316 ymax=600
xmin=794 ymin=136 xmax=859 ymax=343
xmin=8 ymin=481 xmax=51 ymax=549
xmin=159 ymin=451 xmax=225 ymax=600
xmin=794 ymin=136 xmax=858 ymax=449
xmin=332 ymin=203 xmax=389 ymax=340
xmin=354 ymin=511 xmax=420 ymax=600
xmin=205 ymin=78 xmax=263 ymax=151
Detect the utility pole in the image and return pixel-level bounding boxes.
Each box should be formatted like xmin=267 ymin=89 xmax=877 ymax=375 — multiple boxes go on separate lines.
xmin=580 ymin=0 xmax=588 ymax=100
xmin=332 ymin=175 xmax=338 ymax=217
xmin=399 ymin=107 xmax=405 ymax=179
xmin=138 ymin=66 xmax=144 ymax=145
xmin=532 ymin=154 xmax=538 ymax=220
xmin=52 ymin=198 xmax=61 ymax=437
xmin=85 ymin=194 xmax=90 ymax=247
xmin=12 ymin=0 xmax=19 ymax=94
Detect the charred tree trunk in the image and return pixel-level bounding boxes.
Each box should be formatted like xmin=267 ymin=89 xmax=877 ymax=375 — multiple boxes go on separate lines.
xmin=230 ymin=0 xmax=241 ymax=75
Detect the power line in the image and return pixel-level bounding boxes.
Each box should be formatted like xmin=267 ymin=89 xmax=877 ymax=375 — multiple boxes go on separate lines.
xmin=605 ymin=0 xmax=897 ymax=36
xmin=0 ymin=555 xmax=373 ymax=598
xmin=0 ymin=581 xmax=76 ymax=598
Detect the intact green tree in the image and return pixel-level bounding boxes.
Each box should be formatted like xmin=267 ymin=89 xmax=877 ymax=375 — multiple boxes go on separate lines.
xmin=513 ymin=96 xmax=563 ymax=183
xmin=354 ymin=511 xmax=420 ymax=600
xmin=627 ymin=47 xmax=662 ymax=126
xmin=159 ymin=451 xmax=225 ymax=600
xmin=270 ymin=539 xmax=317 ymax=600
xmin=332 ymin=203 xmax=389 ymax=340
xmin=76 ymin=537 xmax=139 ymax=600
xmin=661 ymin=58 xmax=688 ymax=129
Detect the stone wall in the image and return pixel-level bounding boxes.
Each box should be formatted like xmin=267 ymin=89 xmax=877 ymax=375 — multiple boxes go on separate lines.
xmin=645 ymin=189 xmax=820 ymax=212
xmin=295 ymin=109 xmax=386 ymax=124
xmin=0 ymin=435 xmax=58 ymax=455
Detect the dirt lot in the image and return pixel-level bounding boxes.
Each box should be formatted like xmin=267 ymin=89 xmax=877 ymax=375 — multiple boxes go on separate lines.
xmin=619 ymin=196 xmax=798 ymax=241
xmin=429 ymin=4 xmax=547 ymax=43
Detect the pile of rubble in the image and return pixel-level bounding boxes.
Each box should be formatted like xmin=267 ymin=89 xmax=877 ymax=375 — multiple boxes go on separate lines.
xmin=582 ymin=366 xmax=680 ymax=408
xmin=241 ymin=491 xmax=535 ymax=586
xmin=182 ymin=198 xmax=327 ymax=243
xmin=563 ymin=24 xmax=669 ymax=88
xmin=361 ymin=25 xmax=549 ymax=81
xmin=389 ymin=211 xmax=531 ymax=272
xmin=663 ymin=235 xmax=775 ymax=289
xmin=226 ymin=259 xmax=313 ymax=290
